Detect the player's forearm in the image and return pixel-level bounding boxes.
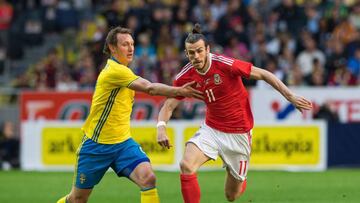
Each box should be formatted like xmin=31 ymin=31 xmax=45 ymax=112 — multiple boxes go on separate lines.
xmin=262 ymin=70 xmax=294 ymax=101
xmin=148 ymin=83 xmax=180 ymax=97
xmin=158 ymin=99 xmax=180 ymax=123
xmin=158 ymin=107 xmax=173 ymax=124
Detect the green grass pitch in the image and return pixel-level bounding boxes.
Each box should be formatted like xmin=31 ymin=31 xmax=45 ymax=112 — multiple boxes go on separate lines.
xmin=0 ymin=169 xmax=359 ymax=203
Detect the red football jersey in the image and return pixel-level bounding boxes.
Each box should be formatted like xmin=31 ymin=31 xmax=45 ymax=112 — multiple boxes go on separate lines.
xmin=174 ymin=53 xmax=254 ymax=133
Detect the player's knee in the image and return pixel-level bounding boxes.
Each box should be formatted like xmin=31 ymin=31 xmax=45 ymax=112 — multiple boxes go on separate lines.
xmin=144 ymin=172 xmax=157 ymax=186
xmin=225 ymin=191 xmax=242 ymax=202
xmin=225 ymin=192 xmax=236 ymax=202
xmin=139 ymin=172 xmax=157 ymax=188
xmin=179 ymin=159 xmax=195 ymax=174
xmin=69 ymin=193 xmax=89 ymax=203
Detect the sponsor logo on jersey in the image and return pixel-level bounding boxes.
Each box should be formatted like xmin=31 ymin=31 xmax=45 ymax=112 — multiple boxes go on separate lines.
xmin=205 ymin=78 xmax=210 ymax=85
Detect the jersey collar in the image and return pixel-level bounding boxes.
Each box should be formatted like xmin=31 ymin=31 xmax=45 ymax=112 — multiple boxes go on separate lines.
xmin=110 ymin=56 xmax=122 ymax=65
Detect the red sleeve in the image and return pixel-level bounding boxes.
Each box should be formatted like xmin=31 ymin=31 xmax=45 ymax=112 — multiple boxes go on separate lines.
xmin=231 ymin=59 xmax=252 ymax=78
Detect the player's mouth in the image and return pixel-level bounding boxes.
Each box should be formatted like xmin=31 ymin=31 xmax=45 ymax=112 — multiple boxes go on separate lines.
xmin=193 ymin=61 xmax=202 ymax=65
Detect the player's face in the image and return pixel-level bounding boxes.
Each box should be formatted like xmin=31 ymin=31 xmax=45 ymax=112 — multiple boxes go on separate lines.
xmin=185 ymin=40 xmax=210 ymax=72
xmin=111 ymin=33 xmax=134 ymax=65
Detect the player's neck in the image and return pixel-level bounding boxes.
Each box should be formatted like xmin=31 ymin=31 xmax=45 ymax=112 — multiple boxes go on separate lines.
xmin=111 ymin=55 xmax=128 ymax=66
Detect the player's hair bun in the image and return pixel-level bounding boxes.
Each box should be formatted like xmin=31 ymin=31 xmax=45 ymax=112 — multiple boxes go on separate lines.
xmin=192 ymin=23 xmax=202 ymax=34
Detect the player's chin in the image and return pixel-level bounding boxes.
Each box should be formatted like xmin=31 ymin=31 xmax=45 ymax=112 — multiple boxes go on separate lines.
xmin=193 ymin=63 xmax=202 ymax=69
xmin=127 ymin=56 xmax=133 ymax=62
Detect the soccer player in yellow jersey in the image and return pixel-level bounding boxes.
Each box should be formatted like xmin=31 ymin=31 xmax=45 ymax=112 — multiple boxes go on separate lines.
xmin=57 ymin=26 xmax=203 ymax=203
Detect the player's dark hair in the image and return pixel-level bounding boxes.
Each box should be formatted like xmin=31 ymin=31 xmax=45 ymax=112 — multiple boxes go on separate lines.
xmin=103 ymin=26 xmax=132 ymax=56
xmin=185 ymin=23 xmax=209 ymax=47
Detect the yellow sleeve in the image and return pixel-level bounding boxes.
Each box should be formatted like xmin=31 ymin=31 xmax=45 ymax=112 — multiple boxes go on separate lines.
xmin=107 ymin=63 xmax=139 ymax=87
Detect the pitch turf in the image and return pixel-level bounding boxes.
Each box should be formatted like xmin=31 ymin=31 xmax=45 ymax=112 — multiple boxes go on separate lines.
xmin=0 ymin=169 xmax=359 ymax=203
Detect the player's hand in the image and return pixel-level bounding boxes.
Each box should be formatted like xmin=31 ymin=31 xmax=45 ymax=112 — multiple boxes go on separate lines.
xmin=289 ymin=95 xmax=312 ymax=113
xmin=178 ymin=81 xmax=204 ymax=100
xmin=157 ymin=126 xmax=172 ymax=149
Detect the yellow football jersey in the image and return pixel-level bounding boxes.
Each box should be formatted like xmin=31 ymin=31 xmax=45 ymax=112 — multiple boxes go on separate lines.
xmin=82 ymin=59 xmax=139 ymax=144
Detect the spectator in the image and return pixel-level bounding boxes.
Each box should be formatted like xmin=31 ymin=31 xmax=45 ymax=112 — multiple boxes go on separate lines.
xmin=347 ymin=47 xmax=360 ymax=81
xmin=55 ymin=0 xmax=79 ymax=32
xmin=349 ymin=2 xmax=360 ymax=30
xmin=325 ymin=40 xmax=347 ymax=78
xmin=287 ymin=64 xmax=306 ymax=86
xmin=0 ymin=40 xmax=5 ymax=75
xmin=0 ymin=121 xmax=20 ymax=170
xmin=192 ymin=0 xmax=210 ymax=24
xmin=209 ymin=0 xmax=227 ymax=22
xmin=101 ymin=0 xmax=127 ymax=28
xmin=224 ymin=35 xmax=251 ymax=61
xmin=328 ymin=59 xmax=357 ymax=86
xmin=274 ymin=0 xmax=306 ymax=36
xmin=296 ymin=37 xmax=326 ymax=76
xmin=158 ymin=44 xmax=181 ymax=85
xmin=256 ymin=57 xmax=286 ymax=88
xmin=305 ymin=58 xmax=326 ymax=86
xmin=304 ymin=4 xmax=321 ymax=34
xmin=252 ymin=40 xmax=272 ymax=69
xmin=313 ymin=102 xmax=339 ymax=122
xmin=333 ymin=17 xmax=357 ymax=45
xmin=0 ymin=0 xmax=13 ymax=46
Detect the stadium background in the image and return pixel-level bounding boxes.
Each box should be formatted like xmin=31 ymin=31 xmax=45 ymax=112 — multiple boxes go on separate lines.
xmin=1 ymin=0 xmax=360 ymax=202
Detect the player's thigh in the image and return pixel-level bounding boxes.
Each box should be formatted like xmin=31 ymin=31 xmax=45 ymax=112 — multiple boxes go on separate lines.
xmin=182 ymin=124 xmax=219 ymax=170
xmin=182 ymin=142 xmax=210 ymax=169
xmin=74 ymin=137 xmax=116 ymax=189
xmin=224 ymin=167 xmax=243 ymax=194
xmin=111 ymin=138 xmax=150 ymax=178
xmin=219 ymin=131 xmax=251 ymax=181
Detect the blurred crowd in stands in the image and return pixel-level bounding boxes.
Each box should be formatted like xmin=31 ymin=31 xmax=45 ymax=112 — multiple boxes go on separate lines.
xmin=1 ymin=0 xmax=360 ymax=91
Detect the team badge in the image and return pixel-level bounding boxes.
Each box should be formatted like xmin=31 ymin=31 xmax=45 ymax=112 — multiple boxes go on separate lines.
xmin=80 ymin=173 xmax=86 ymax=184
xmin=214 ymin=74 xmax=222 ymax=85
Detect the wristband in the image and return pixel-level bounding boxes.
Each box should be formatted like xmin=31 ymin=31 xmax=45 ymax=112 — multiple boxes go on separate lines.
xmin=156 ymin=121 xmax=167 ymax=128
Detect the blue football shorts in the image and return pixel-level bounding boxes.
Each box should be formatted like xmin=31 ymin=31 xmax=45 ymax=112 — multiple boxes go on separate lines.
xmin=73 ymin=136 xmax=150 ymax=189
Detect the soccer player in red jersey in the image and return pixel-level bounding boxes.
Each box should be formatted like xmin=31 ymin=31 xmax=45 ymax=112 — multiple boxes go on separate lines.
xmin=156 ymin=24 xmax=312 ymax=203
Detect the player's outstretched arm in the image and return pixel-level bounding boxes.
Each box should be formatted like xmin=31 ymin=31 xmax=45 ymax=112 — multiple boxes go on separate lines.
xmin=156 ymin=98 xmax=181 ymax=149
xmin=128 ymin=77 xmax=203 ymax=99
xmin=249 ymin=66 xmax=312 ymax=113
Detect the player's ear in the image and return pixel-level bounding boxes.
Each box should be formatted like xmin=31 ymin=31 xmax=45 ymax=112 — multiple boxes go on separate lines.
xmin=109 ymin=44 xmax=116 ymax=54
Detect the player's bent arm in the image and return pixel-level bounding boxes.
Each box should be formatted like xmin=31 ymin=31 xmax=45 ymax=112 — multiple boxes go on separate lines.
xmin=249 ymin=66 xmax=312 ymax=112
xmin=249 ymin=66 xmax=294 ymax=101
xmin=128 ymin=77 xmax=203 ymax=99
xmin=158 ymin=98 xmax=181 ymax=124
xmin=128 ymin=77 xmax=181 ymax=97
xmin=157 ymin=98 xmax=181 ymax=149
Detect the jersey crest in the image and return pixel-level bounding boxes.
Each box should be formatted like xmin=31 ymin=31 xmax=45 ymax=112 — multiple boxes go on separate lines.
xmin=214 ymin=74 xmax=222 ymax=85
